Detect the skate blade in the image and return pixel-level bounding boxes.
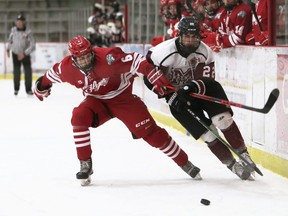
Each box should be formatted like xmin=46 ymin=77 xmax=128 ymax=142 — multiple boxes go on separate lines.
xmin=80 ymin=176 xmax=92 ymax=186
xmin=193 ymin=173 xmax=202 ymax=180
xmin=247 ymin=171 xmax=256 ymax=181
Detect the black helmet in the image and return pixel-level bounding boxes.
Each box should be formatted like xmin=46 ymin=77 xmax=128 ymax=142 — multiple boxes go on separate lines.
xmin=110 ymin=1 xmax=120 ymax=13
xmin=178 ymin=16 xmax=200 ymax=36
xmin=16 ymin=13 xmax=26 ymax=21
xmin=176 ymin=16 xmax=201 ymax=57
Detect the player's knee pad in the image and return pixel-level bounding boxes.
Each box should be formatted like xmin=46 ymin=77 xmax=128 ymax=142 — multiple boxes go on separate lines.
xmin=200 ymin=124 xmax=219 ymax=143
xmin=71 ymin=106 xmax=98 ymax=128
xmin=211 ymin=112 xmax=233 ymax=130
xmin=142 ymin=126 xmax=169 ymax=148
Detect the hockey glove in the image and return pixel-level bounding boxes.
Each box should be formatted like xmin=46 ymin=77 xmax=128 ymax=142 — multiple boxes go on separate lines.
xmin=147 ymin=67 xmax=171 ymax=97
xmin=34 ymin=76 xmax=52 ymax=101
xmin=177 ymin=80 xmax=205 ymax=96
xmin=167 ymin=80 xmax=206 ymax=112
xmin=201 ymin=31 xmax=223 ymax=52
xmin=256 ymin=31 xmax=269 ymax=46
xmin=166 ymin=92 xmax=192 ymax=113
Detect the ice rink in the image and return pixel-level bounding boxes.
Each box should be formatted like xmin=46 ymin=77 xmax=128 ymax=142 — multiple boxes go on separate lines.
xmin=0 ymin=79 xmax=287 ymax=216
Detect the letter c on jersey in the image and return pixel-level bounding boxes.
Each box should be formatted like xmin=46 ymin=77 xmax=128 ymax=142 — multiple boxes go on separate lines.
xmin=135 ymin=118 xmax=151 ymax=128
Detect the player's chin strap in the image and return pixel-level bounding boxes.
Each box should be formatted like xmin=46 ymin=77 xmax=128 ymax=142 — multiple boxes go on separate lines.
xmin=166 ymin=85 xmax=279 ymax=114
xmin=71 ymin=53 xmax=96 ymax=75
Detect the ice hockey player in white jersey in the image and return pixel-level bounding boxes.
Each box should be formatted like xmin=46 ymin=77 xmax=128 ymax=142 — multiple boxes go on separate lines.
xmin=145 ymin=16 xmax=256 ymax=180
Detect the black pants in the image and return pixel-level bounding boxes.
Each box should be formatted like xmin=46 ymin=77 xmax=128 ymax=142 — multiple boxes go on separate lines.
xmin=12 ymin=52 xmax=32 ymax=92
xmin=168 ymin=80 xmax=233 ymax=140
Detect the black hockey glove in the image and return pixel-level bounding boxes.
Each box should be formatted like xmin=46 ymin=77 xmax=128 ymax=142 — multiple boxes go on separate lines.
xmin=177 ymin=80 xmax=202 ymax=96
xmin=166 ymin=92 xmax=191 ymax=113
xmin=166 ymin=80 xmax=205 ymax=112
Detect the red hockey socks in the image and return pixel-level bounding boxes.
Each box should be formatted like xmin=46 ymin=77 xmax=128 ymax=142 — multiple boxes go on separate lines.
xmin=207 ymin=139 xmax=235 ymax=165
xmin=221 ymin=121 xmax=246 ymax=153
xmin=73 ymin=127 xmax=92 ymax=160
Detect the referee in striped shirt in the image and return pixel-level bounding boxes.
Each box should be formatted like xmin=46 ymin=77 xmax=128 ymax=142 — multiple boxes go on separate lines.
xmin=6 ymin=14 xmax=35 ymax=96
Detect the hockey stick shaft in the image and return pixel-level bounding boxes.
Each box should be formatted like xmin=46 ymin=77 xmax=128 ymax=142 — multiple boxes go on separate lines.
xmin=167 ymin=86 xmax=279 ymax=114
xmin=185 ymin=107 xmax=263 ymax=176
xmin=252 ymin=8 xmax=263 ymax=32
xmin=247 ymin=0 xmax=264 ymax=31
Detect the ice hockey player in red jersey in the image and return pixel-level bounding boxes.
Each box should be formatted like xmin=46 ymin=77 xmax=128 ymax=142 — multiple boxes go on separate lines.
xmin=33 ymin=35 xmax=201 ymax=186
xmin=245 ymin=0 xmax=269 ymax=46
xmin=202 ymin=0 xmax=252 ymax=50
xmin=145 ymin=17 xmax=256 ymax=180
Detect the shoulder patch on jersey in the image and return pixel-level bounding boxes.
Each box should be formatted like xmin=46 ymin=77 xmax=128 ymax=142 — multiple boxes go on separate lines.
xmin=106 ymin=54 xmax=115 ymax=65
xmin=215 ymin=12 xmax=222 ymax=20
xmin=237 ymin=10 xmax=247 ymax=18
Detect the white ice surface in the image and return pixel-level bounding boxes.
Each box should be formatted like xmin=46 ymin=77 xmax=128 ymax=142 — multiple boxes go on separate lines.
xmin=0 ymin=80 xmax=287 ymax=216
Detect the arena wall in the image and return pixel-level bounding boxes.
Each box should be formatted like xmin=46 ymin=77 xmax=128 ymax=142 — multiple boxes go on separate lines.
xmin=1 ymin=43 xmax=287 ymax=178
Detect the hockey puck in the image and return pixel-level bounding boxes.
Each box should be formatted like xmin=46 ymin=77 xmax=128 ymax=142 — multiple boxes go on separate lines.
xmin=200 ymin=198 xmax=210 ymax=206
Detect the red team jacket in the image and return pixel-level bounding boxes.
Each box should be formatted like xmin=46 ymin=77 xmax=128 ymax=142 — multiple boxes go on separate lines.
xmin=215 ymin=2 xmax=252 ymax=47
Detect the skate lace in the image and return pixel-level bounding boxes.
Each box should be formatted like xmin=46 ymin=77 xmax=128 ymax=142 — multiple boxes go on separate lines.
xmin=240 ymin=152 xmax=254 ymax=165
xmin=80 ymin=160 xmax=91 ymax=173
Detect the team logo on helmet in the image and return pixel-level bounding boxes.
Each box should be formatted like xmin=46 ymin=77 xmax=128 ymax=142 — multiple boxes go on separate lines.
xmin=178 ymin=17 xmax=200 ymax=36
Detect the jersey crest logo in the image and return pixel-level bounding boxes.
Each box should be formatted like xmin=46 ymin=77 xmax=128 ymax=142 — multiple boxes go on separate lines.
xmin=188 ymin=56 xmax=200 ymax=68
xmin=84 ymin=78 xmax=109 ymax=93
xmin=106 ymin=54 xmax=115 ymax=65
xmin=237 ymin=10 xmax=247 ymax=18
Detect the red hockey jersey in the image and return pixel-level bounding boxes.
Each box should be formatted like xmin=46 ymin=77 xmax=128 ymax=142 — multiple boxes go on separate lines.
xmin=216 ymin=3 xmax=252 ymax=47
xmin=43 ymin=47 xmax=153 ymax=99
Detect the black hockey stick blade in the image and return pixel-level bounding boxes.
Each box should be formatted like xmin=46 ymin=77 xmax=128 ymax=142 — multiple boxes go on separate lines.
xmin=253 ymin=165 xmax=263 ymax=176
xmin=260 ymin=88 xmax=280 ymax=114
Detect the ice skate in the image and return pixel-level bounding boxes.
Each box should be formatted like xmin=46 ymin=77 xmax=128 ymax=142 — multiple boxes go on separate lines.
xmin=76 ymin=158 xmax=93 ymax=186
xmin=227 ymin=159 xmax=251 ymax=180
xmin=181 ymin=160 xmax=202 ymax=180
xmin=239 ymin=150 xmax=256 ymax=181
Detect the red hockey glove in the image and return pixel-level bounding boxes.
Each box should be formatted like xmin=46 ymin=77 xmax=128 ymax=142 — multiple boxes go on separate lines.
xmin=256 ymin=31 xmax=268 ymax=46
xmin=147 ymin=68 xmax=171 ymax=97
xmin=34 ymin=76 xmax=52 ymax=101
xmin=201 ymin=31 xmax=223 ymax=52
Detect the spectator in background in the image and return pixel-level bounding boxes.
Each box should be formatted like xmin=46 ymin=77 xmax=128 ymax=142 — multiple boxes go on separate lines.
xmin=202 ymin=0 xmax=252 ymax=52
xmin=245 ymin=0 xmax=269 ymax=46
xmin=201 ymin=0 xmax=223 ymax=32
xmin=150 ymin=0 xmax=169 ymax=47
xmin=166 ymin=0 xmax=182 ymax=38
xmin=111 ymin=13 xmax=125 ymax=43
xmin=6 ymin=14 xmax=35 ymax=96
xmin=87 ymin=1 xmax=124 ymax=47
xmin=87 ymin=3 xmax=106 ymax=46
xmin=106 ymin=1 xmax=121 ymax=18
xmin=92 ymin=2 xmax=105 ymax=16
xmin=160 ymin=0 xmax=169 ymax=24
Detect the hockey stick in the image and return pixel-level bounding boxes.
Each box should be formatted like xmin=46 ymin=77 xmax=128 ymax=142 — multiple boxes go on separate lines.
xmin=246 ymin=0 xmax=264 ymax=31
xmin=185 ymin=107 xmax=263 ymax=176
xmin=167 ymin=86 xmax=280 ymax=114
